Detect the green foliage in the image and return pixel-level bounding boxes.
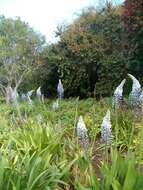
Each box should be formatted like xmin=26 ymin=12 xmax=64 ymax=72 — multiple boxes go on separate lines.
xmin=39 ymin=3 xmax=126 ymax=98
xmin=101 ymin=150 xmax=143 ymax=190
xmin=124 ymin=0 xmax=143 ymax=81
xmin=0 ymin=15 xmax=45 ymax=92
xmin=0 ymin=99 xmax=142 ymax=189
xmin=0 ymin=1 xmax=142 ymax=98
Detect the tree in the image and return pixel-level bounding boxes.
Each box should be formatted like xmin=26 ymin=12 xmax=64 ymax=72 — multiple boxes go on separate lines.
xmin=51 ymin=3 xmax=126 ymax=97
xmin=0 ymin=15 xmax=45 ymax=99
xmin=29 ymin=2 xmax=127 ymax=98
xmin=123 ymin=0 xmax=143 ymax=80
xmin=33 ymin=44 xmax=60 ymax=97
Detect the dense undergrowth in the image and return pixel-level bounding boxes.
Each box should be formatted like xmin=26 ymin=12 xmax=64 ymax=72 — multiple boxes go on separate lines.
xmin=0 ymin=98 xmax=143 ymax=190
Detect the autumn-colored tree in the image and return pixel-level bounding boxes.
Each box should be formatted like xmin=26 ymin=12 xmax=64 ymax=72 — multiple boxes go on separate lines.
xmin=54 ymin=3 xmax=126 ymax=97
xmin=123 ymin=0 xmax=143 ymax=80
xmin=34 ymin=2 xmax=128 ymax=98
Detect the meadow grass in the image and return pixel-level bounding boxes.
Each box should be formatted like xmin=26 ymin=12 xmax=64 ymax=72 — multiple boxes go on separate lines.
xmin=0 ymin=98 xmax=143 ymax=189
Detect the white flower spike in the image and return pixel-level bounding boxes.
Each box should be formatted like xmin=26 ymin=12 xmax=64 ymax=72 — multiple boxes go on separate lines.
xmin=57 ymin=79 xmax=64 ymax=99
xmin=101 ymin=110 xmax=112 ymax=146
xmin=21 ymin=93 xmax=27 ymax=101
xmin=27 ymin=90 xmax=34 ymax=98
xmin=112 ymin=79 xmax=126 ymax=109
xmin=27 ymin=95 xmax=32 ymax=105
xmin=52 ymin=99 xmax=59 ymax=110
xmin=77 ymin=116 xmax=89 ymax=148
xmin=139 ymin=90 xmax=143 ymax=109
xmin=128 ymin=74 xmax=141 ymax=107
xmin=36 ymin=86 xmax=42 ymax=101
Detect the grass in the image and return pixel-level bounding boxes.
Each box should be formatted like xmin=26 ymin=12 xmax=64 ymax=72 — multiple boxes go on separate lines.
xmin=0 ymin=98 xmax=143 ymax=189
